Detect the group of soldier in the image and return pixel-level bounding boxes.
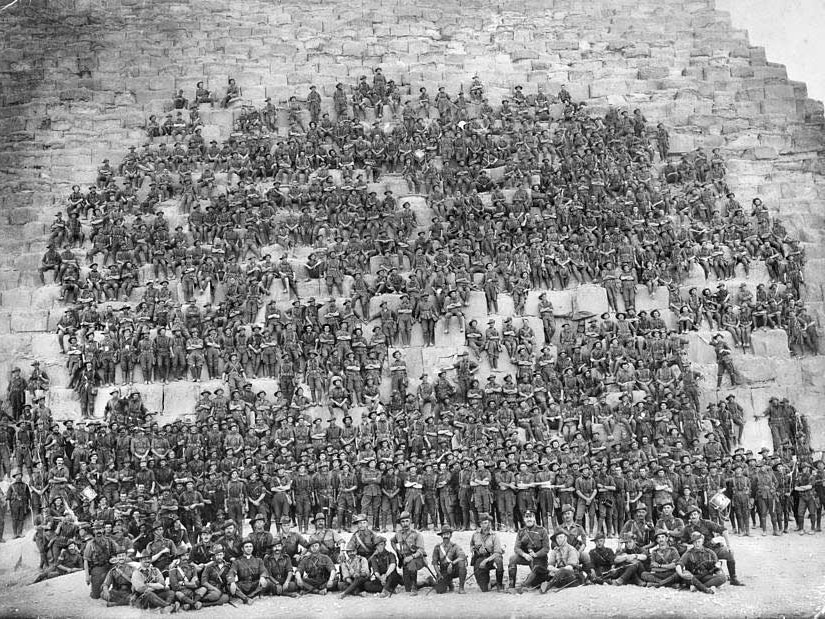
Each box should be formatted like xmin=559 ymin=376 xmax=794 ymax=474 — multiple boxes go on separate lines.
xmin=3 ymin=68 xmax=821 ymax=610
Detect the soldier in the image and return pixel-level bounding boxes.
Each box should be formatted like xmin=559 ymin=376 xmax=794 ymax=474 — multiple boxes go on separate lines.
xmin=676 ymin=531 xmax=727 ymax=594
xmin=130 ymin=549 xmax=178 ymax=611
xmin=432 ymin=525 xmax=467 ymax=594
xmin=539 ymin=529 xmax=581 ymax=593
xmin=338 ymin=546 xmax=371 ymax=598
xmin=262 ymin=537 xmax=300 ymax=597
xmin=507 ymin=509 xmax=550 ymax=592
xmin=83 ymin=520 xmax=118 ymax=599
xmin=346 ymin=512 xmax=379 ymax=558
xmin=100 ymin=547 xmax=135 ymax=607
xmin=7 ymin=470 xmax=31 ymax=538
xmin=32 ymin=538 xmax=83 ymax=583
xmin=640 ymin=529 xmax=680 ymax=588
xmin=145 ymin=520 xmax=177 ymax=573
xmin=296 ymin=539 xmax=337 ymax=595
xmin=227 ymin=539 xmax=268 ymax=604
xmin=247 ymin=513 xmax=274 ymax=558
xmin=470 ymin=512 xmax=504 ymax=592
xmin=681 ymin=505 xmax=744 ymax=586
xmin=199 ymin=545 xmax=232 ymax=607
xmin=168 ymin=548 xmax=203 ymax=610
xmin=307 ymin=512 xmax=344 ymax=563
xmin=391 ymin=511 xmax=427 ymax=595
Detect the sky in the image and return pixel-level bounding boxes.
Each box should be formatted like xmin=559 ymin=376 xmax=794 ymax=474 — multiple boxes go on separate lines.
xmin=716 ymin=0 xmax=825 ymax=104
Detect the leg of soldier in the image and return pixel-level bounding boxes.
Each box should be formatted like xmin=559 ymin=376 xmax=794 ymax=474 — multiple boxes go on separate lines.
xmin=507 ymin=554 xmax=533 ymax=589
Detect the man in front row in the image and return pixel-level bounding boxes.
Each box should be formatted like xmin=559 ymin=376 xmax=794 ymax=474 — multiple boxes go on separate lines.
xmin=508 ymin=509 xmax=550 ymax=592
xmin=676 ymin=531 xmax=727 ymax=594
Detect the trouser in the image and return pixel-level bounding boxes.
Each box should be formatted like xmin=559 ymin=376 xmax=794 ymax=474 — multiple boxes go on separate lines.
xmin=575 ymin=500 xmax=597 ymax=532
xmin=10 ymin=505 xmax=27 ymax=537
xmin=264 ymin=580 xmax=298 ymax=596
xmin=537 ymin=491 xmax=555 ymax=529
xmin=401 ymin=556 xmax=426 ymax=592
xmin=337 ymin=493 xmax=355 ymax=530
xmin=362 ymin=571 xmax=403 ymax=593
xmin=777 ymin=495 xmax=792 ymax=531
xmin=227 ymin=500 xmax=245 ymax=536
xmin=732 ymin=496 xmax=749 ymax=534
xmin=422 ymin=494 xmax=438 ymax=529
xmin=105 ymin=587 xmax=133 ymax=606
xmin=404 ymin=493 xmax=422 ymax=527
xmin=682 ymin=572 xmax=727 ymax=592
xmin=156 ymin=354 xmax=171 ymax=381
xmin=541 ymin=568 xmax=579 ymax=591
xmin=712 ymin=546 xmax=737 ymax=578
xmin=338 ymin=576 xmax=369 ymax=597
xmin=496 ymin=492 xmax=515 ymax=529
xmin=380 ymin=497 xmax=399 ymax=531
xmin=507 ymin=554 xmax=547 ymax=588
xmin=89 ymin=564 xmax=109 ymax=599
xmin=438 ymin=493 xmax=456 ymax=528
xmin=361 ymin=494 xmax=381 ymax=528
xmin=756 ymin=496 xmax=780 ymax=532
xmin=797 ymin=495 xmax=818 ymax=529
xmin=199 ymin=588 xmax=229 ymax=607
xmin=434 ymin=560 xmax=467 ymax=593
xmin=133 ymin=588 xmax=175 ymax=609
xmin=612 ymin=562 xmax=644 ymax=585
xmin=473 ymin=555 xmax=504 ymax=592
xmin=271 ymin=494 xmax=290 ymax=527
xmin=641 ymin=569 xmax=679 ymax=587
xmin=473 ymin=491 xmax=491 ymax=519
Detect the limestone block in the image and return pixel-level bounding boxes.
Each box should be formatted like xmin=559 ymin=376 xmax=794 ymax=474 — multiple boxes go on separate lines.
xmin=434 ymin=321 xmax=467 ymax=348
xmin=0 ymin=270 xmax=20 ymax=290
xmin=668 ymin=133 xmax=696 ymax=154
xmin=30 ymin=332 xmax=59 ymax=361
xmin=162 ymin=381 xmax=202 ymax=417
xmin=11 ymin=310 xmax=49 ymax=333
xmin=573 ymin=284 xmax=608 ymax=317
xmin=1 ymin=288 xmax=32 ymax=308
xmin=801 ymin=357 xmax=825 ymax=387
xmin=464 ymin=290 xmax=488 ymax=320
xmin=48 ymin=387 xmax=79 ymax=420
xmin=589 ymin=79 xmax=629 ymax=98
xmin=734 ymin=356 xmax=776 ymax=385
xmin=634 ymin=286 xmax=669 ymax=312
xmin=30 ymin=286 xmax=62 ymax=309
xmin=750 ymin=329 xmax=789 ymax=359
xmin=43 ymin=362 xmax=69 ymax=388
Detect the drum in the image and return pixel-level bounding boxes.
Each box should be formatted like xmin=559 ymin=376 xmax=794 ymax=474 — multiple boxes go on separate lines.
xmin=709 ymin=491 xmax=730 ymax=512
xmin=82 ymin=486 xmax=98 ymax=503
xmin=414 ymin=149 xmax=426 ymax=163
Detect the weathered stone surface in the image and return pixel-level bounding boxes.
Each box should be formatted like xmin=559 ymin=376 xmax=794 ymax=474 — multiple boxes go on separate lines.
xmin=573 ymin=284 xmax=608 ymax=317
xmin=750 ymin=328 xmax=790 ymax=359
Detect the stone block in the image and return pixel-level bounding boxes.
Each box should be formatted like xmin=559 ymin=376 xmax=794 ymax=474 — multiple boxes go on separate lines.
xmin=634 ymin=286 xmax=669 ymax=312
xmin=48 ymin=387 xmax=79 ymax=420
xmin=573 ymin=284 xmax=608 ymax=317
xmin=10 ymin=310 xmax=49 ymax=333
xmin=734 ymin=357 xmax=777 ymax=385
xmin=524 ymin=289 xmax=574 ymax=317
xmin=750 ymin=329 xmax=789 ymax=359
xmin=434 ymin=322 xmax=468 ymax=348
xmin=1 ymin=288 xmax=32 ymax=308
xmin=589 ymin=79 xmax=629 ymax=98
xmin=162 ymin=381 xmax=202 ymax=419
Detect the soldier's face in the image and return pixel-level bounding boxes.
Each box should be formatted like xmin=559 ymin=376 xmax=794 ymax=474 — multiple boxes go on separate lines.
xmin=400 ymin=518 xmax=411 ymax=529
xmin=524 ymin=514 xmax=536 ymax=527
